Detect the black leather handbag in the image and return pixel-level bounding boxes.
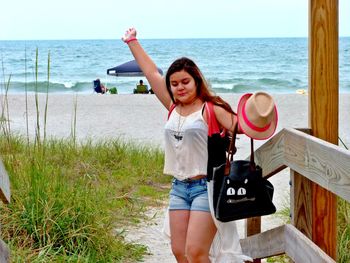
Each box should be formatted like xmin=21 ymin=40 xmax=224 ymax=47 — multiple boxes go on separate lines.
xmin=212 ymin=124 xmax=276 ymax=222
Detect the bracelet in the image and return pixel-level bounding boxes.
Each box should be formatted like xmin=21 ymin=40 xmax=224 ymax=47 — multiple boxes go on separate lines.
xmin=126 ymin=37 xmax=137 ymax=44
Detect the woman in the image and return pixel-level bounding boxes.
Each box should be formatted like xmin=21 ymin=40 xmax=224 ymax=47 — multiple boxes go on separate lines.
xmin=122 ymin=28 xmax=239 ymax=263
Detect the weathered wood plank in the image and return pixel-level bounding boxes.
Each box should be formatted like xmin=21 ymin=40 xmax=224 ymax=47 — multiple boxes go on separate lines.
xmin=0 ymin=239 xmax=10 ymax=263
xmin=284 ymin=224 xmax=336 ymax=263
xmin=0 ymin=159 xmax=10 ymax=204
xmin=251 ymin=127 xmax=350 ymax=202
xmin=283 ymin=128 xmax=350 ymax=203
xmin=240 ymin=225 xmax=285 ymax=259
xmin=250 ymin=128 xmax=307 ymax=179
xmin=245 ymin=217 xmax=262 ymax=262
xmin=252 ymin=127 xmax=286 ymax=178
xmin=240 ymin=224 xmax=337 ymax=262
xmin=240 ymin=224 xmax=335 ymax=263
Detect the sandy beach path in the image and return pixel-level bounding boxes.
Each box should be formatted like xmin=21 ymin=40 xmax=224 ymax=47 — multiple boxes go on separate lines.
xmin=5 ymin=93 xmax=349 ymax=262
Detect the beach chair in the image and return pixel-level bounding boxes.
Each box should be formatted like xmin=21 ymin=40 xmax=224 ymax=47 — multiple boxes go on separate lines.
xmin=109 ymin=87 xmax=118 ymax=94
xmin=133 ymin=84 xmax=149 ymax=94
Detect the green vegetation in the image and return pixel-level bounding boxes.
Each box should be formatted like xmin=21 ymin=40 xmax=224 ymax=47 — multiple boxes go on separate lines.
xmin=0 ymin=136 xmax=170 ymax=262
xmin=337 ymin=139 xmax=350 ymax=263
xmin=108 ymin=87 xmax=118 ymax=94
xmin=338 ymin=198 xmax=350 ymax=263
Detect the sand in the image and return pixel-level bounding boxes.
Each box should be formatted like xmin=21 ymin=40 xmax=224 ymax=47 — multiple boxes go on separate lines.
xmin=4 ymin=93 xmax=350 ymax=262
xmin=6 ymin=93 xmax=349 ymax=148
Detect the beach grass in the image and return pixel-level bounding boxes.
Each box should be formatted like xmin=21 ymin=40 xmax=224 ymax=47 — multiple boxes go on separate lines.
xmin=0 ymin=135 xmax=170 ymax=262
xmin=338 ymin=198 xmax=350 ymax=263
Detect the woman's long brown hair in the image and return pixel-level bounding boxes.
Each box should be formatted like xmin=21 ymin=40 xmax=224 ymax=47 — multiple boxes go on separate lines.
xmin=165 ymin=57 xmax=235 ymax=115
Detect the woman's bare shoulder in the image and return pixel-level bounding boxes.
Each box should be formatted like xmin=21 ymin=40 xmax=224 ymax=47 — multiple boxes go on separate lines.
xmin=212 ymin=104 xmax=237 ymax=131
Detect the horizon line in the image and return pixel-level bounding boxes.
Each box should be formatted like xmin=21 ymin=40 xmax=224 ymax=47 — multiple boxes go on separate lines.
xmin=1 ymin=35 xmax=350 ymax=41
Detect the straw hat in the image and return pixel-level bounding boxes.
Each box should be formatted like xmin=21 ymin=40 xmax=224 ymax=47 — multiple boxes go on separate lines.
xmin=237 ymin=92 xmax=278 ymax=140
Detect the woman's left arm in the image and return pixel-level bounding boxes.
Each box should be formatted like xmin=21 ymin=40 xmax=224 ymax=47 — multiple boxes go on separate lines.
xmin=213 ymin=105 xmax=241 ymax=133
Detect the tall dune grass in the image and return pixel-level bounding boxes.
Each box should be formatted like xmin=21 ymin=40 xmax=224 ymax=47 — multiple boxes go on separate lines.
xmin=338 ymin=198 xmax=350 ymax=262
xmin=0 ymin=60 xmax=11 ymax=141
xmin=34 ymin=48 xmax=41 ymax=150
xmin=43 ymin=50 xmax=50 ymax=147
xmin=0 ymin=136 xmax=169 ymax=262
xmin=25 ymin=47 xmax=30 ymax=146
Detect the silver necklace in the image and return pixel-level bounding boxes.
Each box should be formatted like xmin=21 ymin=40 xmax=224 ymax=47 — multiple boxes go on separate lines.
xmin=173 ymin=99 xmax=199 ymax=141
xmin=174 ymin=108 xmax=186 ymax=141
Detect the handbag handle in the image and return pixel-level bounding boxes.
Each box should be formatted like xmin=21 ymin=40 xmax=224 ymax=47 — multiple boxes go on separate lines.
xmin=224 ymin=123 xmax=256 ymax=175
xmin=227 ymin=123 xmax=238 ymax=162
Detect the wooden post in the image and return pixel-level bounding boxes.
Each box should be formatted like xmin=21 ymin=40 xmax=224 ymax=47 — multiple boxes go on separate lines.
xmin=0 ymin=239 xmax=10 ymax=263
xmin=290 ymin=170 xmax=312 ymax=239
xmin=0 ymin=160 xmax=10 ymax=204
xmin=309 ymin=0 xmax=338 ymax=259
xmin=246 ymin=217 xmax=261 ymax=263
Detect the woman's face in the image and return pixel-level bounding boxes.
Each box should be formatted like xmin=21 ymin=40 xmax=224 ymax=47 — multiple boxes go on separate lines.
xmin=169 ymin=70 xmax=197 ymax=104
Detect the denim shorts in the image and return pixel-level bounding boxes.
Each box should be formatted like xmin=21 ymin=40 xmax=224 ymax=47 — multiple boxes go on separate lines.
xmin=169 ymin=178 xmax=210 ymax=212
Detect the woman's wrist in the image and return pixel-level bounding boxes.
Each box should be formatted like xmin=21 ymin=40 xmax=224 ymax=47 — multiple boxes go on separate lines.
xmin=126 ymin=37 xmax=137 ymax=44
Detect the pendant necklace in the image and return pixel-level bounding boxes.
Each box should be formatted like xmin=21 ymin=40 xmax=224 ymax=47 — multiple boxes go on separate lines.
xmin=175 ymin=107 xmax=186 ymax=141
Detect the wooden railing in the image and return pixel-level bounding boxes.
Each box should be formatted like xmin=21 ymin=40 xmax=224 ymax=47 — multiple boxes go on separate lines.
xmin=0 ymin=158 xmax=10 ymax=263
xmin=239 ymin=128 xmax=350 ymax=262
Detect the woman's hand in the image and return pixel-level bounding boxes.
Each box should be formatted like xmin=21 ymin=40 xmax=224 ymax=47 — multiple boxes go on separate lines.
xmin=122 ymin=27 xmax=137 ymax=43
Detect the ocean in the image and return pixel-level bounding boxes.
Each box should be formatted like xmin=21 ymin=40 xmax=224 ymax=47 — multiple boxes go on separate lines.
xmin=0 ymin=38 xmax=349 ymax=94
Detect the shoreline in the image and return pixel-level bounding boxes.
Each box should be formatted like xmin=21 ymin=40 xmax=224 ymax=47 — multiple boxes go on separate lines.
xmin=3 ymin=90 xmax=350 ymax=95
xmin=5 ymin=93 xmax=349 ymax=148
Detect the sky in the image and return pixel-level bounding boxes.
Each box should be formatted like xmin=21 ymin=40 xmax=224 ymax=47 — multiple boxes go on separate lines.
xmin=1 ymin=0 xmax=349 ymax=40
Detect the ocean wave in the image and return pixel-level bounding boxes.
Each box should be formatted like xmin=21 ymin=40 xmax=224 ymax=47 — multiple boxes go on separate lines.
xmin=0 ymin=81 xmax=95 ymax=94
xmin=257 ymin=77 xmax=296 ymax=87
xmin=210 ymin=76 xmax=307 ymax=93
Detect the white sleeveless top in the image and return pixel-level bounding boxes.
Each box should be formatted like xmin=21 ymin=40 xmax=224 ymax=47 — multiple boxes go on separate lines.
xmin=164 ymin=105 xmax=208 ymax=180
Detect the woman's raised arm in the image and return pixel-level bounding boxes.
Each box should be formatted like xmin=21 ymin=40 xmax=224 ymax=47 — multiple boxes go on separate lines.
xmin=122 ymin=28 xmax=172 ymax=109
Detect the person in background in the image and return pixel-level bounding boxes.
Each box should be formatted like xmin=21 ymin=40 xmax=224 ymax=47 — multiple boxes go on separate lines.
xmin=138 ymin=79 xmax=145 ymax=87
xmin=93 ymin=79 xmax=108 ymax=94
xmin=134 ymin=79 xmax=149 ymax=94
xmin=122 ymin=28 xmax=241 ymax=263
